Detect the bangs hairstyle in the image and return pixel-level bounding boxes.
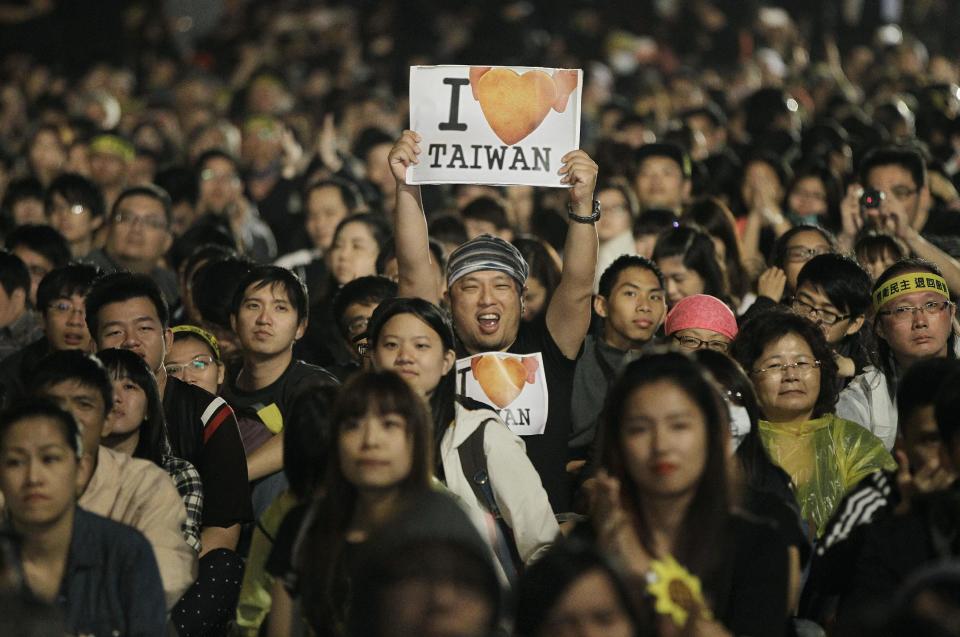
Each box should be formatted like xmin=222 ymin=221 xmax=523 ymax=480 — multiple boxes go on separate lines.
xmin=730 ymin=309 xmax=840 ymax=419
xmin=331 ymin=275 xmax=398 ymax=340
xmin=296 ymin=370 xmax=433 ymax=630
xmin=600 ymin=349 xmax=730 ymax=579
xmin=858 ymin=145 xmax=927 ymax=189
xmin=111 ymin=184 xmax=173 ymax=226
xmin=797 ymin=253 xmax=872 ymax=317
xmin=367 ymin=297 xmax=455 ymax=353
xmin=854 ymin=231 xmax=909 ymax=269
xmin=44 ymin=172 xmax=105 ymax=219
xmin=304 ymin=176 xmax=365 ymax=213
xmin=36 ymin=263 xmax=102 ymax=317
xmin=0 ymin=397 xmax=82 ymax=458
xmin=84 ymin=272 xmax=169 ymax=338
xmin=96 ymin=348 xmax=170 ymax=466
xmin=652 ymin=224 xmax=729 ymax=301
xmin=230 ymin=264 xmax=309 ymax=322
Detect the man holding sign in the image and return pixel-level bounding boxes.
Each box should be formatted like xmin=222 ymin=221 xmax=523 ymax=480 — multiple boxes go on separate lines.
xmin=387 ymin=115 xmax=598 ymax=514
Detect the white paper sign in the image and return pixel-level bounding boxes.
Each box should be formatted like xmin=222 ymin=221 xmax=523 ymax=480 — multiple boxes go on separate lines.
xmin=408 ymin=65 xmax=582 ymax=187
xmin=455 ymin=351 xmax=549 ymax=436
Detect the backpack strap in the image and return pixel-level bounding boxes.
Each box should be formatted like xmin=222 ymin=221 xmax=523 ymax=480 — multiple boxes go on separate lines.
xmin=457 ymin=418 xmax=502 ymax=518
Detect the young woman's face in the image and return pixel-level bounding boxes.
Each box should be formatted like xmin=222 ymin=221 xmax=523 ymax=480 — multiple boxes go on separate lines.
xmin=596 ymin=187 xmax=632 ymax=242
xmin=522 ymin=276 xmax=549 ymax=322
xmin=749 ymin=332 xmax=821 ymax=423
xmin=656 ymin=255 xmax=705 ymax=307
xmin=327 ymin=221 xmax=380 ymax=286
xmin=165 ymin=337 xmax=223 ymax=395
xmin=0 ymin=416 xmax=81 ymax=528
xmin=339 ymin=409 xmax=413 ymax=491
xmin=538 ymin=569 xmax=635 ymax=637
xmin=788 ymin=176 xmax=828 ymax=218
xmin=105 ymin=377 xmax=148 ymax=438
xmin=620 ymin=380 xmax=708 ymax=500
xmin=372 ymin=313 xmax=455 ymax=399
xmin=783 ymin=230 xmax=832 ymax=294
xmin=859 ymin=248 xmax=899 ymax=282
xmin=305 ymin=185 xmax=350 ymax=251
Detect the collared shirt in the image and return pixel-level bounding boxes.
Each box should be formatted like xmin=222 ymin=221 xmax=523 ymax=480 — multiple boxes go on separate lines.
xmin=0 ymin=309 xmax=43 ymax=361
xmin=7 ymin=507 xmax=166 ymax=636
xmin=80 ymin=446 xmax=197 ymax=608
xmin=163 ymin=455 xmax=204 ymax=553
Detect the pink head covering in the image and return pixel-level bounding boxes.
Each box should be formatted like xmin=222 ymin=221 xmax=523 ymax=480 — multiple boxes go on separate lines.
xmin=664 ymin=294 xmax=738 ymax=340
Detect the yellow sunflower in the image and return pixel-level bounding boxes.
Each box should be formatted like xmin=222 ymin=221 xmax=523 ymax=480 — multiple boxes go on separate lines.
xmin=645 ymin=554 xmax=713 ymax=627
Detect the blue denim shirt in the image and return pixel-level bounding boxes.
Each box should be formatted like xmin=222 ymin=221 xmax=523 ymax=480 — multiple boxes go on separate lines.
xmin=13 ymin=507 xmax=167 ymax=636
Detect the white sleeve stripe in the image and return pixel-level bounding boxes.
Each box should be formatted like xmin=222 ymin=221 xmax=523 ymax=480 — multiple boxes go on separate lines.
xmin=200 ymin=396 xmax=228 ymax=425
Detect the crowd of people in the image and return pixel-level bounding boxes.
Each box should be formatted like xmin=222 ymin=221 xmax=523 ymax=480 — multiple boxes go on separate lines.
xmin=1 ymin=1 xmax=960 ymax=636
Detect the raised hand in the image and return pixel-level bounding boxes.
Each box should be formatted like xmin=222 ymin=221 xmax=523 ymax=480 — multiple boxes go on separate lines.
xmin=559 ymin=149 xmax=598 ymax=211
xmin=388 ymin=130 xmax=422 ymax=186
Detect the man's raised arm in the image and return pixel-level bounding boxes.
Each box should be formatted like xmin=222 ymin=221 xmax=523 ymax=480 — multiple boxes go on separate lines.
xmin=388 ymin=130 xmax=442 ymax=305
xmin=545 ymin=150 xmax=599 ymax=360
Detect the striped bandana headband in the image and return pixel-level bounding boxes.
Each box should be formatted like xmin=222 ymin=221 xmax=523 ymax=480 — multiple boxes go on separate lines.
xmin=446 ymin=234 xmax=529 ymax=288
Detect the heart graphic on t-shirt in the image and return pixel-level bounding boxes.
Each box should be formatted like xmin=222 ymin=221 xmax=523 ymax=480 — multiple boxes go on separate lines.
xmin=473 ymin=68 xmax=557 ymax=145
xmin=470 ymin=354 xmax=540 ymax=408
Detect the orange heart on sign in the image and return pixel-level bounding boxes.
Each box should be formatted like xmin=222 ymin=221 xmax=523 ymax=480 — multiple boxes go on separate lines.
xmin=474 ymin=68 xmax=557 ymax=145
xmin=471 ymin=354 xmax=529 ymax=408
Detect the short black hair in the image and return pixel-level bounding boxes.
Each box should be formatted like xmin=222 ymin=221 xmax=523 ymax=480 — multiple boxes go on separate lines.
xmin=633 ymin=208 xmax=679 ymax=236
xmin=934 ymin=367 xmax=960 ymax=450
xmin=731 ymin=309 xmax=840 ymax=419
xmin=352 ymin=127 xmax=394 ymax=162
xmin=634 ymin=142 xmax=692 ymax=179
xmin=375 ymin=238 xmax=446 ymax=278
xmin=899 ymin=358 xmax=960 ymax=434
xmin=167 ymin=217 xmax=236 ymax=273
xmin=44 ymin=172 xmax=106 ymax=219
xmin=194 ymin=148 xmax=240 ymax=181
xmin=0 ymin=397 xmax=82 ymax=457
xmin=5 ymin=224 xmax=71 ymax=270
xmin=231 ymin=265 xmax=309 ymax=322
xmin=111 ymin=184 xmax=174 ymax=226
xmin=854 ymin=230 xmax=909 ymax=268
xmin=859 ymin=145 xmax=927 ymax=189
xmin=428 ymin=214 xmax=469 ymax=248
xmin=460 ymin=197 xmax=511 ymax=231
xmin=0 ymin=250 xmax=30 ymax=297
xmin=331 ymin=275 xmax=398 ymax=340
xmin=192 ymin=256 xmax=254 ymax=328
xmin=598 ymin=254 xmax=665 ymax=298
xmin=796 ymin=254 xmax=872 ymax=317
xmin=30 ymin=350 xmax=113 ymax=418
xmin=85 ymin=272 xmax=170 ymax=338
xmin=284 ymin=381 xmax=340 ymax=499
xmin=154 ymin=166 xmax=199 ymax=208
xmin=36 ymin=263 xmax=102 ymax=317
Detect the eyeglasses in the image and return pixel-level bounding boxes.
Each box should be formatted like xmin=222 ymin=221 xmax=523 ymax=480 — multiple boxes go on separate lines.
xmin=52 ymin=201 xmax=88 ymax=215
xmin=346 ymin=316 xmax=370 ymax=339
xmin=353 ymin=332 xmax=369 ymax=358
xmin=877 ymin=300 xmax=953 ymax=323
xmin=673 ymin=334 xmax=729 ymax=352
xmin=200 ymin=168 xmax=240 ymax=183
xmin=791 ymin=298 xmax=850 ymax=326
xmin=48 ymin=300 xmax=85 ymax=317
xmin=785 ymin=245 xmax=830 ymax=263
xmin=113 ymin=211 xmax=169 ymax=231
xmin=165 ymin=355 xmax=217 ymax=376
xmin=751 ymin=359 xmax=821 ymax=377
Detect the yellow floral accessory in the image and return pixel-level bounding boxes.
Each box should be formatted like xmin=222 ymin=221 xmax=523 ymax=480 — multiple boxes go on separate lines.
xmin=645 ymin=554 xmax=713 ymax=627
xmin=873 ymin=272 xmax=949 ymax=310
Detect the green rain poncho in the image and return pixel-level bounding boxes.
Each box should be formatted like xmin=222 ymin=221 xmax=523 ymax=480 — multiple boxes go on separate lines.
xmin=759 ymin=414 xmax=896 ymax=537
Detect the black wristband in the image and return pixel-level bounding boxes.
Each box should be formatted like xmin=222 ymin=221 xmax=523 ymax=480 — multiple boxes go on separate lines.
xmin=567 ymin=199 xmax=601 ymax=224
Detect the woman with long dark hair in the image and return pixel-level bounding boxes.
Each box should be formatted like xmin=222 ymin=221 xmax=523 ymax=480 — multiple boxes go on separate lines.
xmin=652 ymin=224 xmax=731 ymax=310
xmin=284 ymin=370 xmax=434 ymax=636
xmin=97 ymin=348 xmax=203 ymax=553
xmin=589 ymin=350 xmax=790 ymax=635
xmin=367 ymin=297 xmax=558 ymax=577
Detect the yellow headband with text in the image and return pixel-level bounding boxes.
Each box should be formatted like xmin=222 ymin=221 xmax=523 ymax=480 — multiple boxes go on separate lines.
xmin=873 ymin=272 xmax=950 ymax=310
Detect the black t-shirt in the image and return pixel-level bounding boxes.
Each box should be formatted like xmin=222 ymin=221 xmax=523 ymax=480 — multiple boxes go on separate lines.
xmin=456 ymin=315 xmax=580 ymax=513
xmin=0 ymin=337 xmax=50 ymax=409
xmin=221 ymin=359 xmax=340 ymax=454
xmin=162 ymin=377 xmax=253 ymax=527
